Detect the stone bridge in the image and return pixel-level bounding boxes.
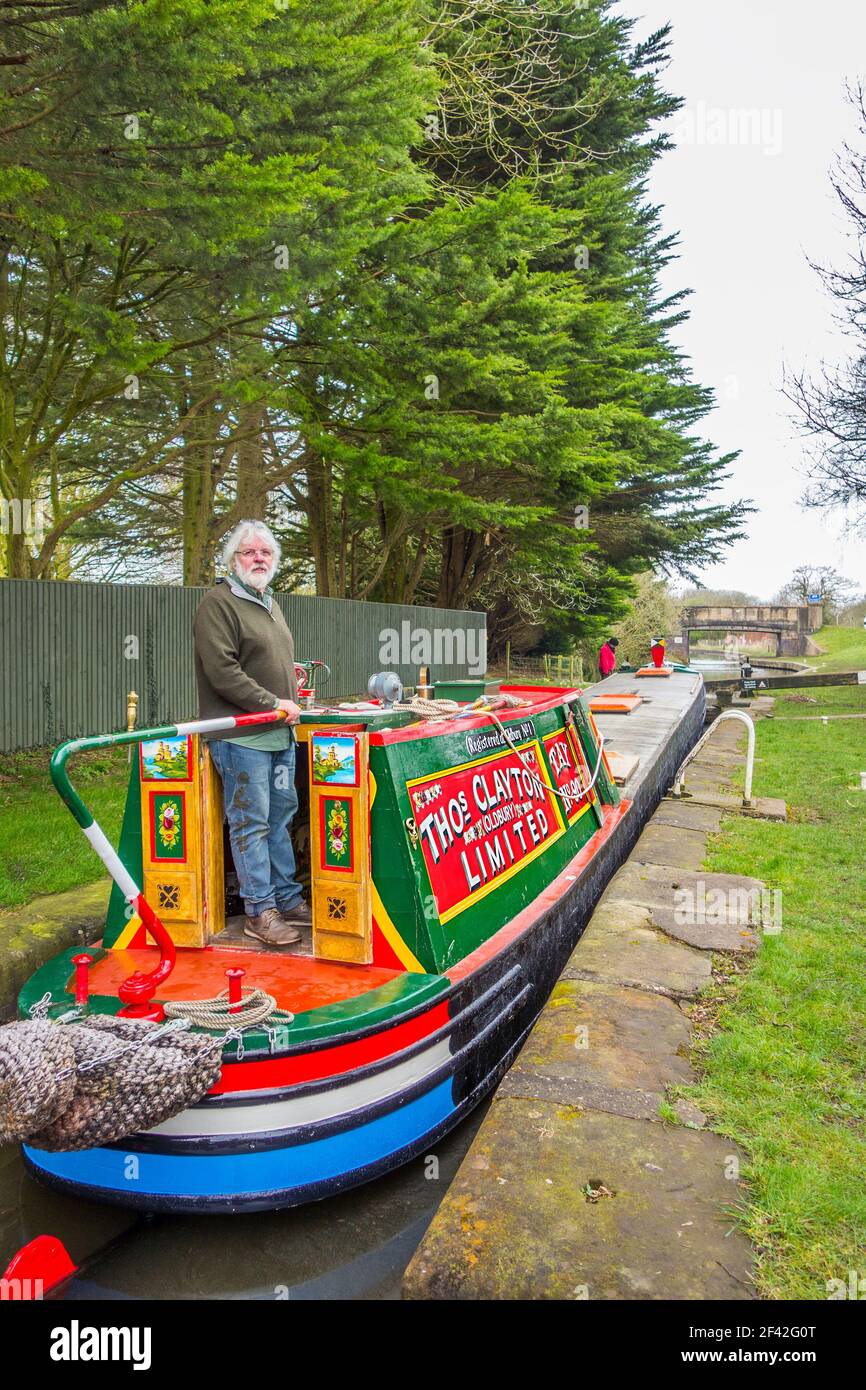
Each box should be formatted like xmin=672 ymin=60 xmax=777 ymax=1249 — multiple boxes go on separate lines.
xmin=678 ymin=603 xmax=823 ymax=659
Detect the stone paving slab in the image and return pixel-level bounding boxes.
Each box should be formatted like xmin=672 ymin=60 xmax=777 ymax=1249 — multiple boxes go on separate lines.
xmin=682 ymin=769 xmax=737 ymax=794
xmin=674 ymin=791 xmax=742 ymax=811
xmin=694 ymin=733 xmax=745 ymax=750
xmin=743 ymin=797 xmax=788 ymax=822
xmin=678 ymin=791 xmax=786 ymax=821
xmin=403 ymin=1099 xmax=754 ymax=1301
xmin=689 ymin=761 xmax=744 ymax=782
xmin=562 ymin=902 xmax=712 ymax=999
xmin=497 ymin=979 xmax=694 ymax=1122
xmin=687 ymin=749 xmax=740 ymax=769
xmin=601 ymin=862 xmax=765 ymax=913
xmin=692 ymin=747 xmax=746 ymax=768
xmin=652 ymin=800 xmax=725 ymax=833
xmin=632 ymin=822 xmax=709 ymax=870
xmin=649 ymin=905 xmax=760 ymax=953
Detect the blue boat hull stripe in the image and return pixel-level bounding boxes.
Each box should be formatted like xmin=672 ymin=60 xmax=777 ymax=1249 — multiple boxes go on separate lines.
xmin=25 ymin=1080 xmax=456 ymax=1200
xmin=23 ymin=1005 xmax=544 ymax=1213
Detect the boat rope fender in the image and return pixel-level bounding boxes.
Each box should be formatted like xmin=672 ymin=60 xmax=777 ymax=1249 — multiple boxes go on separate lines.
xmin=65 ymin=1018 xmax=193 ymax=1079
xmin=0 ymin=1014 xmax=224 ymax=1151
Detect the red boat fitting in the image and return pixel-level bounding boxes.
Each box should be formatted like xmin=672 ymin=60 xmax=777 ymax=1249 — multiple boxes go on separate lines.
xmin=71 ymin=952 xmax=93 ymax=1007
xmin=226 ymin=967 xmax=246 ymax=1015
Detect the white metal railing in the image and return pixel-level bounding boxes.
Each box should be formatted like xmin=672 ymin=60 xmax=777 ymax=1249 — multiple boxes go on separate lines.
xmin=671 ymin=709 xmax=756 ymax=808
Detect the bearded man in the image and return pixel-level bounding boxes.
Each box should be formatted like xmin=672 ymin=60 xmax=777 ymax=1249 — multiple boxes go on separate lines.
xmin=193 ymin=519 xmax=310 ymax=947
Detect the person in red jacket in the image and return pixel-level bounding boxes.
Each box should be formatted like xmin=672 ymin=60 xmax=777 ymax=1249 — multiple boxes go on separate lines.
xmin=597 ymin=636 xmax=619 ymax=678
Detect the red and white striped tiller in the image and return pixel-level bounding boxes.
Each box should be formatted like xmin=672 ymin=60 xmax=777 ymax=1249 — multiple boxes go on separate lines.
xmin=49 ymin=710 xmax=290 ymax=1021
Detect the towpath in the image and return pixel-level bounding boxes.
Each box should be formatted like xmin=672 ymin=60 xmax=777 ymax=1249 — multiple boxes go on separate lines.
xmin=404 ymin=680 xmax=779 ymax=1300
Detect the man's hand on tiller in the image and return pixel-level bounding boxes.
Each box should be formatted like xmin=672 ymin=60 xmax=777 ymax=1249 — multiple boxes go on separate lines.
xmin=275 ymin=698 xmax=301 ymax=724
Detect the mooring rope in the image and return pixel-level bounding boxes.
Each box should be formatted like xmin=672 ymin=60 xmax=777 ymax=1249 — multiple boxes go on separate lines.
xmin=397 ymin=691 xmax=606 ymax=805
xmin=163 ymin=986 xmax=295 ymax=1034
xmin=484 ymin=708 xmax=607 ymax=806
xmin=392 ymin=697 xmax=463 ymax=718
xmin=393 ymin=692 xmax=531 ymax=721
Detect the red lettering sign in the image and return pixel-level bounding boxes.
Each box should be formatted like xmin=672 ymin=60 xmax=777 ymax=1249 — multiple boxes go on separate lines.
xmin=542 ymin=727 xmax=596 ymax=823
xmin=406 ymin=740 xmax=565 ymax=923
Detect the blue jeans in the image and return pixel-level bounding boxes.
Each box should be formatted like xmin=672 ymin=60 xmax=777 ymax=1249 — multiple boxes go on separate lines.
xmin=209 ymin=740 xmax=302 ymax=918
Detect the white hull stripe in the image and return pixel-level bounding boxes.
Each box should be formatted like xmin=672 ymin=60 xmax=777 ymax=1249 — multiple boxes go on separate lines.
xmin=148 ymin=1037 xmax=452 ymax=1138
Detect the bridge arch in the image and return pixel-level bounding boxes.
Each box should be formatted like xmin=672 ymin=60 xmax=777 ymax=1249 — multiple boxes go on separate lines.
xmin=679 ymin=604 xmax=822 ymax=660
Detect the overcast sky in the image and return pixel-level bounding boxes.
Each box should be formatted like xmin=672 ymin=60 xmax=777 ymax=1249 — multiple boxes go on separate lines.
xmin=623 ymin=0 xmax=866 ymax=601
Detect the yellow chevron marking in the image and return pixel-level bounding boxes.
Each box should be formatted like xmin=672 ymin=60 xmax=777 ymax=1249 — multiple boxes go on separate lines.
xmin=369 ymin=767 xmax=426 ymax=973
xmin=112 ymin=913 xmax=143 ymax=950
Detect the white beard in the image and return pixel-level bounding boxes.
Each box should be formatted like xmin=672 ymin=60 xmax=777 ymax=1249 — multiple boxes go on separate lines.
xmin=235 ymin=562 xmax=276 ymax=591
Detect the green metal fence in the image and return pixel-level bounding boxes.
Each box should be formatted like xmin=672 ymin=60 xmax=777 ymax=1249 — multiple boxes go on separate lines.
xmin=0 ymin=579 xmax=486 ymax=752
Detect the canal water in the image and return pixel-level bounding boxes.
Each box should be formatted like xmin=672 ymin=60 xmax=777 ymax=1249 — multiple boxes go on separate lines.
xmin=689 ymin=657 xmax=781 ymax=681
xmin=1 ymin=669 xmax=723 ymax=1301
xmin=1 ymin=1105 xmax=490 ymax=1300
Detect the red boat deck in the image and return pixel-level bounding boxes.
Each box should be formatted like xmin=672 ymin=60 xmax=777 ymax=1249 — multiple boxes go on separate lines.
xmin=82 ymin=946 xmax=405 ymax=1015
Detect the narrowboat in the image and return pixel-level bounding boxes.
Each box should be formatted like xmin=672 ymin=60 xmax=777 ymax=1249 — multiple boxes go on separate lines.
xmin=18 ymin=682 xmax=632 ymax=1213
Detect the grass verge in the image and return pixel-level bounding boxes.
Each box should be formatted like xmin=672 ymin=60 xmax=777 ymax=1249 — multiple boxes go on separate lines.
xmin=0 ymin=747 xmax=129 ymax=909
xmin=808 ymin=624 xmax=866 ymax=672
xmin=685 ymin=682 xmax=866 ymax=1299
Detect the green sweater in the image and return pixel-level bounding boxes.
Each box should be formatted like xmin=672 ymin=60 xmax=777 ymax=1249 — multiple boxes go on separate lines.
xmin=193 ymin=577 xmax=298 ymax=748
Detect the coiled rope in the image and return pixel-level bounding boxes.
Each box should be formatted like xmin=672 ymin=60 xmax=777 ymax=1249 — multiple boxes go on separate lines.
xmin=393 ymin=697 xmax=462 ymax=718
xmin=393 ymin=692 xmax=530 ymax=721
xmin=163 ymin=986 xmax=294 ymax=1034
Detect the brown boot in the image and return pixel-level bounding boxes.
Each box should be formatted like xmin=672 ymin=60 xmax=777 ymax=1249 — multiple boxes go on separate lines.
xmin=277 ymin=899 xmax=313 ymax=930
xmin=244 ymin=906 xmax=302 ymax=947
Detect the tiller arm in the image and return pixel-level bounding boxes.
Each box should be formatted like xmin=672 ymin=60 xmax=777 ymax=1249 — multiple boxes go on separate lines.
xmin=50 ymin=710 xmax=288 ymax=1019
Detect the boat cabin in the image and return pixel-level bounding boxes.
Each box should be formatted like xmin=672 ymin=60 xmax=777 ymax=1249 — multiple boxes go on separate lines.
xmin=76 ymin=687 xmax=619 ymax=1016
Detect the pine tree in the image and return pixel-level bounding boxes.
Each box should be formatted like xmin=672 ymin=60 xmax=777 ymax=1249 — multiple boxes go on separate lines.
xmin=1 ymin=0 xmax=750 ymax=654
xmin=0 ymin=0 xmax=434 ymax=577
xmin=259 ymin=0 xmax=749 ymax=652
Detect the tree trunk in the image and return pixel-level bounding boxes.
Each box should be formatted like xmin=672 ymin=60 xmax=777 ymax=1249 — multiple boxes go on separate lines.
xmin=181 ymin=359 xmax=220 ymax=586
xmin=436 ymin=525 xmax=493 ymax=609
xmin=366 ymin=504 xmax=409 ymax=603
xmin=3 ymin=524 xmax=30 ymax=578
xmin=235 ymin=402 xmax=267 ymax=518
xmin=305 ymin=451 xmax=337 ymax=596
xmin=402 ymin=533 xmax=429 ymax=604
